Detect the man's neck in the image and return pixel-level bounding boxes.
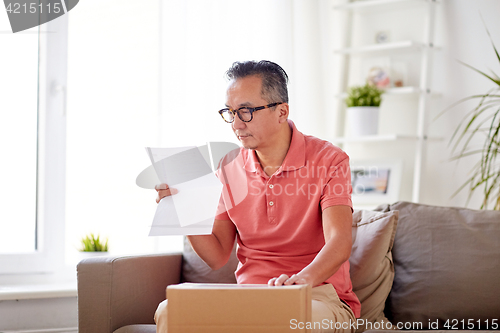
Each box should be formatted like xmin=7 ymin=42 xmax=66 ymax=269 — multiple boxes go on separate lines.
xmin=255 ymin=122 xmax=292 ymax=177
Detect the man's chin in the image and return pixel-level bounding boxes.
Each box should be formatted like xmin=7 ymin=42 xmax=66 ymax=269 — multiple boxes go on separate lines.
xmin=237 ymin=136 xmax=257 ymax=150
xmin=241 ymin=143 xmax=257 ymax=150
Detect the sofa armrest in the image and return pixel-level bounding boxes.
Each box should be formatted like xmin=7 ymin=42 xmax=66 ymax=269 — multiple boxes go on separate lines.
xmin=77 ymin=252 xmax=182 ymax=333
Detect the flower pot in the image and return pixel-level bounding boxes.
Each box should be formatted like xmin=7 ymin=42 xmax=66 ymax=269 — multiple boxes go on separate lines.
xmin=347 ymin=106 xmax=380 ymax=137
xmin=75 ymin=251 xmax=108 ymax=265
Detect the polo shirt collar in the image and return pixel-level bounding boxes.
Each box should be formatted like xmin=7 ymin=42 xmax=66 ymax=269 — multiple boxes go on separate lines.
xmin=243 ymin=119 xmax=306 ymax=173
xmin=281 ymin=119 xmax=306 ymax=172
xmin=243 ymin=150 xmax=259 ymax=173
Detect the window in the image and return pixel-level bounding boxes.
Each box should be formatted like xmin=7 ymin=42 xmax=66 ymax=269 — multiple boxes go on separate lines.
xmin=64 ymin=1 xmax=183 ymax=262
xmin=0 ymin=8 xmax=38 ymax=254
xmin=0 ymin=14 xmax=67 ymax=275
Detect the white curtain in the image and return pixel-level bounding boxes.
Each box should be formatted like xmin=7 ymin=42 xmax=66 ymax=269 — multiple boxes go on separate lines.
xmin=160 ymin=0 xmax=337 ymax=146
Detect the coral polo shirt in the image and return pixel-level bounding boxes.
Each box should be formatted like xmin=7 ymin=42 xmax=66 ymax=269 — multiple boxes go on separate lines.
xmin=215 ymin=120 xmax=360 ymax=317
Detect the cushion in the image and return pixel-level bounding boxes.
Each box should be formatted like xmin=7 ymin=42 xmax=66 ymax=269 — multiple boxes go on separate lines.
xmin=349 ymin=209 xmax=399 ymax=332
xmin=181 ymin=236 xmax=238 ymax=283
xmin=114 ymin=324 xmax=156 ymax=333
xmin=385 ymin=201 xmax=500 ymax=328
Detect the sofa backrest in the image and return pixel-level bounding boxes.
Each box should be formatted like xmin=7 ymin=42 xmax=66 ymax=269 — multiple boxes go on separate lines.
xmin=384 ymin=201 xmax=500 ymax=329
xmin=349 ymin=209 xmax=399 ymax=332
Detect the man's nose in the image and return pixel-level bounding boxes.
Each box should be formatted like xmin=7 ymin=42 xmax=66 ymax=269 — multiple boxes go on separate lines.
xmin=232 ymin=114 xmax=246 ymax=130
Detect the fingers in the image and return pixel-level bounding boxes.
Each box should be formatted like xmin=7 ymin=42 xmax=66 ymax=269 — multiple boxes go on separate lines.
xmin=284 ymin=274 xmax=306 ymax=285
xmin=155 ymin=184 xmax=178 ymax=204
xmin=156 ymin=189 xmax=178 ymax=203
xmin=155 ymin=183 xmax=168 ymax=191
xmin=268 ymin=274 xmax=307 ymax=286
xmin=268 ymin=274 xmax=290 ymax=286
xmin=268 ymin=277 xmax=279 ymax=286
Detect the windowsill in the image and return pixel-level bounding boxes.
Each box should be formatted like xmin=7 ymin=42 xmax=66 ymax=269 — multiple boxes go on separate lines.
xmin=0 ymin=281 xmax=77 ymax=301
xmin=0 ymin=263 xmax=78 ymax=301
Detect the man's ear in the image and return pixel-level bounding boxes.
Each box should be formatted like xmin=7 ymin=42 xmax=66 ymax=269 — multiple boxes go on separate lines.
xmin=278 ymin=103 xmax=289 ymax=123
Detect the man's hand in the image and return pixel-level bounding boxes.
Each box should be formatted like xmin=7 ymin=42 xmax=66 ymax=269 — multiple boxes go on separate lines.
xmin=268 ymin=273 xmax=309 ymax=286
xmin=155 ymin=183 xmax=178 ymax=203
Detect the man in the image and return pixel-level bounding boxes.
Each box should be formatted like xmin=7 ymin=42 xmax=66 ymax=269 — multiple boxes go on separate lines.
xmin=155 ymin=60 xmax=360 ymax=332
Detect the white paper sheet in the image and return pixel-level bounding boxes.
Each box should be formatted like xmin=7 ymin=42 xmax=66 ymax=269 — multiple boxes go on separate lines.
xmin=148 ymin=196 xmax=214 ymax=236
xmin=145 ymin=145 xmax=223 ymax=236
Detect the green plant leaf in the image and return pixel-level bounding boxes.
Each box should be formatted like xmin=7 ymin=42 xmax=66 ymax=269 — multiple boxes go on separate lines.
xmin=79 ymin=233 xmax=108 ymax=252
xmin=454 ymin=105 xmax=499 ymax=157
xmin=482 ymin=14 xmax=500 ymax=71
xmin=458 ymin=60 xmax=500 ymax=86
xmin=344 ymin=83 xmax=383 ymax=107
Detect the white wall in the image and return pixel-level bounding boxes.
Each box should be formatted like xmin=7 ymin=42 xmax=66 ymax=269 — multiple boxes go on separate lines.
xmin=424 ymin=0 xmax=500 ymax=208
xmin=0 ymin=297 xmax=77 ymax=332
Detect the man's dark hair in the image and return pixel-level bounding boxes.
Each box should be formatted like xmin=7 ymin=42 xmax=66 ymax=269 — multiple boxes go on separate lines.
xmin=225 ymin=60 xmax=289 ymax=103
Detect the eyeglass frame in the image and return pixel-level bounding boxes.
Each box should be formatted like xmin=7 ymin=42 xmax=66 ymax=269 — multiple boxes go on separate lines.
xmin=218 ymin=102 xmax=284 ymax=123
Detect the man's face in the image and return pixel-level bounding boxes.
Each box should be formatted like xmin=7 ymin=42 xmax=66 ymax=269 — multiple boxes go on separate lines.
xmin=225 ymin=75 xmax=283 ymax=151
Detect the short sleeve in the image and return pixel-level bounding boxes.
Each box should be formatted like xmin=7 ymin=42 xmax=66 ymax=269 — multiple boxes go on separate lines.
xmin=215 ymin=191 xmax=230 ymax=221
xmin=214 ymin=167 xmax=231 ymax=221
xmin=320 ymin=155 xmax=353 ymax=211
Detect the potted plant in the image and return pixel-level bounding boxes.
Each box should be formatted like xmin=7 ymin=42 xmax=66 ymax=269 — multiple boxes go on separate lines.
xmin=441 ymin=25 xmax=500 ymax=210
xmin=78 ymin=233 xmax=109 ymax=259
xmin=345 ymin=83 xmax=384 ymax=137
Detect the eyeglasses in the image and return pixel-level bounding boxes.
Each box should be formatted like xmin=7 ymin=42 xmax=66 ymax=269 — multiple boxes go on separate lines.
xmin=218 ymin=102 xmax=283 ymax=123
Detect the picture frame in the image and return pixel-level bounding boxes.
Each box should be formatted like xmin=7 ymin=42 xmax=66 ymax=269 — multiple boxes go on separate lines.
xmin=350 ymin=159 xmax=403 ymax=205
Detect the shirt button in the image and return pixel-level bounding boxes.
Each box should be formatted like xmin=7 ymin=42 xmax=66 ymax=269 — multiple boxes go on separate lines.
xmin=269 ymin=201 xmax=274 ymax=206
xmin=269 ymin=184 xmax=274 ymax=189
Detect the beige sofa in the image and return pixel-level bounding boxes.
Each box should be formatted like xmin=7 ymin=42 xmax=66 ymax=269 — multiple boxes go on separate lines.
xmin=77 ymin=201 xmax=500 ymax=333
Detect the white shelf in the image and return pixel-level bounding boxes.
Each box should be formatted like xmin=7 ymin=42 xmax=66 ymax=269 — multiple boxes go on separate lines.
xmin=385 ymin=86 xmax=442 ymax=97
xmin=331 ymin=134 xmax=442 ymax=144
xmin=336 ymin=86 xmax=422 ymax=99
xmin=334 ymin=40 xmax=425 ymax=54
xmin=0 ymin=282 xmax=77 ymax=301
xmin=334 ymin=0 xmax=428 ymax=11
xmin=385 ymin=86 xmax=419 ymax=94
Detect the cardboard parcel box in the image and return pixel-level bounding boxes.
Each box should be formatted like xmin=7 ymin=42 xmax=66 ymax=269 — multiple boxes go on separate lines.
xmin=167 ymin=283 xmax=312 ymax=333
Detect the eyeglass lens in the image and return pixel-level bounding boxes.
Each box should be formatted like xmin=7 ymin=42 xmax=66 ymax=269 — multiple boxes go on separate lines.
xmin=221 ymin=108 xmax=252 ymax=123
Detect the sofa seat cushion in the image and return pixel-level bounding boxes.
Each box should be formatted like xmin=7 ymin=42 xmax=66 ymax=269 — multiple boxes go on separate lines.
xmin=114 ymin=324 xmax=156 ymax=333
xmin=385 ymin=201 xmax=500 ymax=329
xmin=349 ymin=209 xmax=399 ymax=332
